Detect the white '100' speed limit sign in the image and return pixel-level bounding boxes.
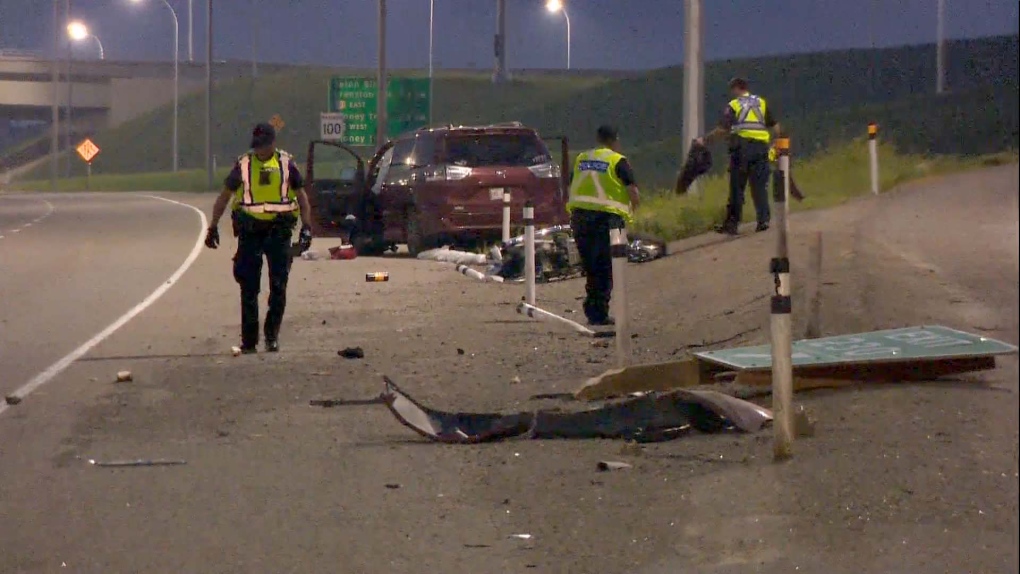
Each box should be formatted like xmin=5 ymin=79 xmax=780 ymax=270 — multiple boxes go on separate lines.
xmin=320 ymin=112 xmax=345 ymax=141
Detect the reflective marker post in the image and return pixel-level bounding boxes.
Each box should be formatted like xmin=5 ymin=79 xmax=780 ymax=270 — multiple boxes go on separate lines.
xmin=523 ymin=201 xmax=536 ymax=307
xmin=502 ymin=190 xmax=512 ymax=244
xmin=770 ymin=137 xmax=794 ymax=461
xmin=609 ymin=226 xmax=631 ymax=368
xmin=868 ymin=123 xmax=879 ymax=195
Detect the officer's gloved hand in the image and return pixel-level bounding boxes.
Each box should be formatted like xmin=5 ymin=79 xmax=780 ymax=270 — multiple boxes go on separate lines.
xmin=298 ymin=225 xmax=313 ymax=252
xmin=205 ymin=226 xmax=220 ymax=249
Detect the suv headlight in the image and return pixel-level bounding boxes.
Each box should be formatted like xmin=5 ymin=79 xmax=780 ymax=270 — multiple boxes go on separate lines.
xmin=528 ymin=162 xmax=561 ymax=179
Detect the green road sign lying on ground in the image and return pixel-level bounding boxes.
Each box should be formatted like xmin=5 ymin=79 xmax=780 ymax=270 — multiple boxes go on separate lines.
xmin=327 ymin=77 xmax=431 ymax=147
xmin=694 ymin=325 xmax=1018 ymax=371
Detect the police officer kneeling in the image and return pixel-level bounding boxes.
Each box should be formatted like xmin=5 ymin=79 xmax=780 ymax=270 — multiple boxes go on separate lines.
xmin=204 ymin=123 xmax=314 ymax=354
xmin=567 ymin=125 xmax=640 ymax=326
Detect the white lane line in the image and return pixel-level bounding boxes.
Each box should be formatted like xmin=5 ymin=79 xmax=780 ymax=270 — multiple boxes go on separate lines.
xmin=0 ymin=197 xmax=55 ymax=235
xmin=0 ymin=194 xmax=208 ymax=417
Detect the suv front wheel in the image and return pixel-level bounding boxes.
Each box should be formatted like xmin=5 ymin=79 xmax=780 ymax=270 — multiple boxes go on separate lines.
xmin=405 ymin=208 xmax=435 ymax=257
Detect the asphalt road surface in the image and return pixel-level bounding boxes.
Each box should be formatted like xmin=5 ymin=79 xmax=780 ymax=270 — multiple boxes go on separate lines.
xmin=0 ymin=166 xmax=1017 ymax=574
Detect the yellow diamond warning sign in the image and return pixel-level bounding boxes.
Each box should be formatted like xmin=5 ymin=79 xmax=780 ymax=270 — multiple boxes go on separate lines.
xmin=75 ymin=138 xmax=100 ymax=163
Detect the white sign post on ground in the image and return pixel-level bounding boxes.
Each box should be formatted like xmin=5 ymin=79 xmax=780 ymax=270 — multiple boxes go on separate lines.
xmin=609 ymin=227 xmax=631 ymax=367
xmin=868 ymin=123 xmax=880 ymax=195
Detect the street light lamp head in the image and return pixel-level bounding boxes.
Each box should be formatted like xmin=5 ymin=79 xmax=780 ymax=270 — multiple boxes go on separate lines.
xmin=67 ymin=21 xmax=90 ymax=41
xmin=545 ymin=0 xmax=563 ymax=13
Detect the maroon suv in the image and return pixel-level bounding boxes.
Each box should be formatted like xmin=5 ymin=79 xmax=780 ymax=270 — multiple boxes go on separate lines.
xmin=305 ymin=123 xmax=570 ymax=256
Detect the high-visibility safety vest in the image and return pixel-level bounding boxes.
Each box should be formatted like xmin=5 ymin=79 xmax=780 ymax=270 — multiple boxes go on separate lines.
xmin=566 ymin=147 xmax=632 ymax=222
xmin=728 ymin=94 xmax=771 ymax=143
xmin=232 ymin=149 xmax=299 ymax=221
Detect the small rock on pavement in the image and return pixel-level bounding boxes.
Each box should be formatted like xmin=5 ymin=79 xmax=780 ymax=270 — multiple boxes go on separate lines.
xmin=596 ymin=460 xmax=632 ymax=472
xmin=231 ymin=346 xmax=242 ymax=357
xmin=510 ymin=375 xmax=521 ymax=385
xmin=115 ymin=371 xmax=133 ymax=383
xmin=4 ymin=395 xmax=22 ymax=405
xmin=794 ymin=405 xmax=816 ymax=438
xmin=338 ymin=347 xmax=365 ymax=359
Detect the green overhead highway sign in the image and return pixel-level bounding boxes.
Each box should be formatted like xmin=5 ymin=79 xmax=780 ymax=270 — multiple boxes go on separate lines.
xmin=694 ymin=325 xmax=1018 ymax=371
xmin=327 ymin=77 xmax=431 ymax=147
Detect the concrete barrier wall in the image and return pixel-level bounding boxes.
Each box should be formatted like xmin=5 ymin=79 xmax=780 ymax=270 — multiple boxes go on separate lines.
xmin=107 ymin=77 xmax=205 ymax=127
xmin=0 ymin=79 xmax=109 ymax=108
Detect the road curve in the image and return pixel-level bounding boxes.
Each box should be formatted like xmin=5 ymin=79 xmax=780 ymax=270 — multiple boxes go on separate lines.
xmin=0 ymin=193 xmax=203 ymax=403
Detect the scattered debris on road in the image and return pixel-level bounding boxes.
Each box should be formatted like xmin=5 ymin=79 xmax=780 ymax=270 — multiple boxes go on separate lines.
xmin=596 ymin=460 xmax=632 ymax=471
xmin=4 ymin=394 xmax=21 ymax=405
xmin=309 ymin=397 xmax=385 ymax=408
xmin=417 ymin=247 xmax=487 ymax=265
xmin=338 ymin=346 xmax=365 ymax=359
xmin=384 ymin=483 xmax=401 ymax=489
xmin=508 ymin=534 xmax=533 ymax=540
xmin=365 ymin=272 xmax=389 ymax=282
xmin=231 ymin=346 xmax=242 ymax=357
xmin=88 ymin=459 xmax=186 ymax=468
xmin=115 ymin=370 xmax=133 ymax=383
xmin=328 ymin=244 xmax=357 ymax=260
xmin=377 ymin=376 xmax=771 ymax=444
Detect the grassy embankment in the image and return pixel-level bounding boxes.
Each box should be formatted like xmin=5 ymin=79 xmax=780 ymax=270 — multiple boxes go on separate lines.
xmin=8 ymin=35 xmax=1017 ymax=240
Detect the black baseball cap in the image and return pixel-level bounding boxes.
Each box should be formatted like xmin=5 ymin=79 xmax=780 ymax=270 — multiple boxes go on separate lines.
xmin=251 ymin=123 xmax=276 ymax=148
xmin=596 ymin=125 xmax=618 ymax=144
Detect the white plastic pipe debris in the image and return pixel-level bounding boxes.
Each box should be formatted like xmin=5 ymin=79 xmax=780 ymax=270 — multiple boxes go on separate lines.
xmin=417 ymin=248 xmax=488 ymax=265
xmin=867 ymin=123 xmax=880 ymax=195
xmin=523 ymin=201 xmax=536 ymax=306
xmin=455 ymin=264 xmax=504 ymax=283
xmin=502 ymin=189 xmax=511 ymax=243
xmin=517 ymin=301 xmax=595 ymax=336
xmin=609 ymin=227 xmax=631 ymax=367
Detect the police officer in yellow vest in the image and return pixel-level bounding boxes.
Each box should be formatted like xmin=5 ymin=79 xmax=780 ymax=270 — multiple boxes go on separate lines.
xmin=696 ymin=77 xmax=782 ymax=235
xmin=204 ymin=123 xmax=314 ymax=354
xmin=567 ymin=125 xmax=641 ymax=326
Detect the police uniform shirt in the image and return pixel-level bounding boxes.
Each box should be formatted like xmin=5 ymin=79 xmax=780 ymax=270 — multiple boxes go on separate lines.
xmin=224 ymin=154 xmax=306 ymax=194
xmin=568 ymin=156 xmax=637 ymax=187
xmin=717 ymin=97 xmax=779 ymax=145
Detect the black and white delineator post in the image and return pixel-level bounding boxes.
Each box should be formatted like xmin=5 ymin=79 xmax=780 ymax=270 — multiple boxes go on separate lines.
xmin=502 ymin=190 xmax=512 ymax=244
xmin=516 ymin=199 xmax=597 ymax=336
xmin=609 ymin=226 xmax=631 ymax=367
xmin=770 ymin=137 xmax=794 ymax=461
xmin=868 ymin=123 xmax=879 ymax=195
xmin=523 ymin=200 xmax=536 ymax=306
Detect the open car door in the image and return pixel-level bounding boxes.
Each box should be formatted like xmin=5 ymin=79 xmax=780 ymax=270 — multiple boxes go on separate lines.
xmin=304 ymin=140 xmax=366 ymax=238
xmin=542 ymin=135 xmax=571 ymax=207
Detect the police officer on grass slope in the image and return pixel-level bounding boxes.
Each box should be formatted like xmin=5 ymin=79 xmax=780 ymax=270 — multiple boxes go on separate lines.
xmin=204 ymin=123 xmax=314 ymax=354
xmin=696 ymin=77 xmax=783 ymax=235
xmin=567 ymin=125 xmax=640 ymax=327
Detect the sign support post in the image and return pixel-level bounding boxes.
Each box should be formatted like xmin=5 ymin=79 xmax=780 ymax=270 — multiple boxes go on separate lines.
xmin=770 ymin=137 xmax=794 ymax=461
xmin=868 ymin=123 xmax=879 ymax=195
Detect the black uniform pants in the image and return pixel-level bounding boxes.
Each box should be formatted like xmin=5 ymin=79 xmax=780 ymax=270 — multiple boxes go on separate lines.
xmin=570 ymin=208 xmax=624 ymax=322
xmin=726 ymin=139 xmax=771 ymax=226
xmin=232 ymin=214 xmax=294 ymax=347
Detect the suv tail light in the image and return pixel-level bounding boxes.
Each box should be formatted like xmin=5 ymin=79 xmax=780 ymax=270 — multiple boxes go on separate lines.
xmin=528 ymin=161 xmax=561 ymax=179
xmin=425 ymin=164 xmax=473 ymax=181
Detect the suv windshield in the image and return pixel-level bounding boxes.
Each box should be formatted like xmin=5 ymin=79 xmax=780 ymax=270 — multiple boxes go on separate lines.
xmin=442 ymin=133 xmax=551 ymax=167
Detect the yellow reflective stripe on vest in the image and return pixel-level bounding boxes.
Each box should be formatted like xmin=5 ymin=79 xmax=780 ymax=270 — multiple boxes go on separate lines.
xmin=237 ymin=151 xmax=297 ymax=214
xmin=567 ymin=148 xmax=631 ymax=219
xmin=730 ymin=95 xmax=771 ymax=143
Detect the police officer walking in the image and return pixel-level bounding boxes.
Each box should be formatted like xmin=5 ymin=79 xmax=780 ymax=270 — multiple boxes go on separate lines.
xmin=696 ymin=77 xmax=782 ymax=235
xmin=204 ymin=123 xmax=313 ymax=354
xmin=566 ymin=125 xmax=641 ymax=326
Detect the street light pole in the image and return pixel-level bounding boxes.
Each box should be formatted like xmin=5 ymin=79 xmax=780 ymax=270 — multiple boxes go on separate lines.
xmin=428 ymin=0 xmax=434 ymax=123
xmin=51 ymin=0 xmax=59 ymax=191
xmin=544 ymin=1 xmax=570 ymax=70
xmin=377 ymin=0 xmax=388 ymax=148
xmin=681 ymin=0 xmax=704 ymax=194
xmin=936 ymin=0 xmax=946 ymax=94
xmin=187 ymin=0 xmax=194 ymax=62
xmin=64 ymin=0 xmax=72 ymax=178
xmin=205 ymin=0 xmax=213 ymax=190
xmin=90 ymin=35 xmax=104 ymax=59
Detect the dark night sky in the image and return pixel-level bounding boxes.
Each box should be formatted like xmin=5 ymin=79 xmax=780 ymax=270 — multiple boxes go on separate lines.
xmin=1 ymin=1 xmax=1018 ymax=70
